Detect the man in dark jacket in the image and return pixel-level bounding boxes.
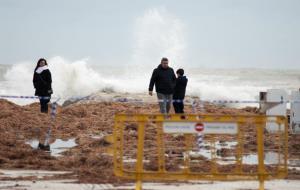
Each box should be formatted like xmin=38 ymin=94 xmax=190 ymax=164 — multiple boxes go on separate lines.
xmin=173 ymin=69 xmax=188 ymax=113
xmin=149 ymin=57 xmax=176 ymax=113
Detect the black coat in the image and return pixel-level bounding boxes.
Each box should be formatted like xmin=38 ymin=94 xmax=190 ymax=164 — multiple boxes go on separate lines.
xmin=173 ymin=76 xmax=188 ymax=100
xmin=149 ymin=65 xmax=176 ymax=94
xmin=33 ymin=69 xmax=52 ymax=96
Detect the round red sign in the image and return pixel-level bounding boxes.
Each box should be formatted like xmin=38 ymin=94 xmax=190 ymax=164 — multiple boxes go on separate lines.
xmin=195 ymin=123 xmax=204 ymax=132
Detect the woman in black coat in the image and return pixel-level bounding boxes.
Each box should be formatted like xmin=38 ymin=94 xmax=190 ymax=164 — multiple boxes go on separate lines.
xmin=33 ymin=58 xmax=53 ymax=113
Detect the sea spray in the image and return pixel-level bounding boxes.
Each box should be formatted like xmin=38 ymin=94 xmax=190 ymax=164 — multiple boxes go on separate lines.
xmin=1 ymin=57 xmax=299 ymax=105
xmin=130 ymin=7 xmax=186 ymax=72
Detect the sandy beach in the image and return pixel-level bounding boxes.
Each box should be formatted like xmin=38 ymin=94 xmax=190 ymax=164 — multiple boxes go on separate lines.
xmin=1 ymin=1 xmax=300 ymax=189
xmin=0 ymin=92 xmax=299 ymax=190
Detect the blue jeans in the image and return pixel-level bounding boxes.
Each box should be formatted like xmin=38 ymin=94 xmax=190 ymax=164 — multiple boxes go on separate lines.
xmin=157 ymin=93 xmax=173 ymax=114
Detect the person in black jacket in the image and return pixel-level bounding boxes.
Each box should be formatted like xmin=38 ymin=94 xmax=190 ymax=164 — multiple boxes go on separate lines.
xmin=33 ymin=58 xmax=53 ymax=113
xmin=173 ymin=69 xmax=188 ymax=113
xmin=149 ymin=57 xmax=176 ymax=113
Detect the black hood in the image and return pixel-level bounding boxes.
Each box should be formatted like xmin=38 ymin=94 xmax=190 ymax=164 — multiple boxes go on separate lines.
xmin=173 ymin=75 xmax=188 ymax=99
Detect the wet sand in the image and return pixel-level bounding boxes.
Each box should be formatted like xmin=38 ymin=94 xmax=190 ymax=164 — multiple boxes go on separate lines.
xmin=1 ymin=179 xmax=300 ymax=190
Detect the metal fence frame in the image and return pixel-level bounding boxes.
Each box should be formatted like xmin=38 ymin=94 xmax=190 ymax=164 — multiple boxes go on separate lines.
xmin=113 ymin=114 xmax=288 ymax=190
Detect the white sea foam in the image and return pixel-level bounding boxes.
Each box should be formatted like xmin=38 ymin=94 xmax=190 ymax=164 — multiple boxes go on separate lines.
xmin=0 ymin=57 xmax=299 ymax=105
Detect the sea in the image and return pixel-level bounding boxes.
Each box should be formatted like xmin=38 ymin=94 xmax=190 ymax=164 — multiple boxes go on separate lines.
xmin=0 ymin=56 xmax=299 ymax=105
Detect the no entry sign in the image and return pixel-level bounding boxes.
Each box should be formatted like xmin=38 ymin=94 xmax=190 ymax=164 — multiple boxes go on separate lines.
xmin=163 ymin=122 xmax=237 ymax=134
xmin=194 ymin=123 xmax=204 ymax=132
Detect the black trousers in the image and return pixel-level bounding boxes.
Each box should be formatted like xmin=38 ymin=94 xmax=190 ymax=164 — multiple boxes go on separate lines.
xmin=173 ymin=101 xmax=184 ymax=113
xmin=40 ymin=98 xmax=50 ymax=113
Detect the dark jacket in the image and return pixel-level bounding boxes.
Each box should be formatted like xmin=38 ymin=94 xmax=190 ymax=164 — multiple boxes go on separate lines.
xmin=33 ymin=68 xmax=52 ymax=96
xmin=149 ymin=64 xmax=176 ymax=94
xmin=173 ymin=76 xmax=188 ymax=100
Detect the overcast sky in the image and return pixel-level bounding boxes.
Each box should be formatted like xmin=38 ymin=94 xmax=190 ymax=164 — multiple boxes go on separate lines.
xmin=0 ymin=0 xmax=299 ymax=69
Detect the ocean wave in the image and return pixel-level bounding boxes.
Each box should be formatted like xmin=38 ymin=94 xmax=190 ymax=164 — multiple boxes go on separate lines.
xmin=0 ymin=56 xmax=299 ymax=105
